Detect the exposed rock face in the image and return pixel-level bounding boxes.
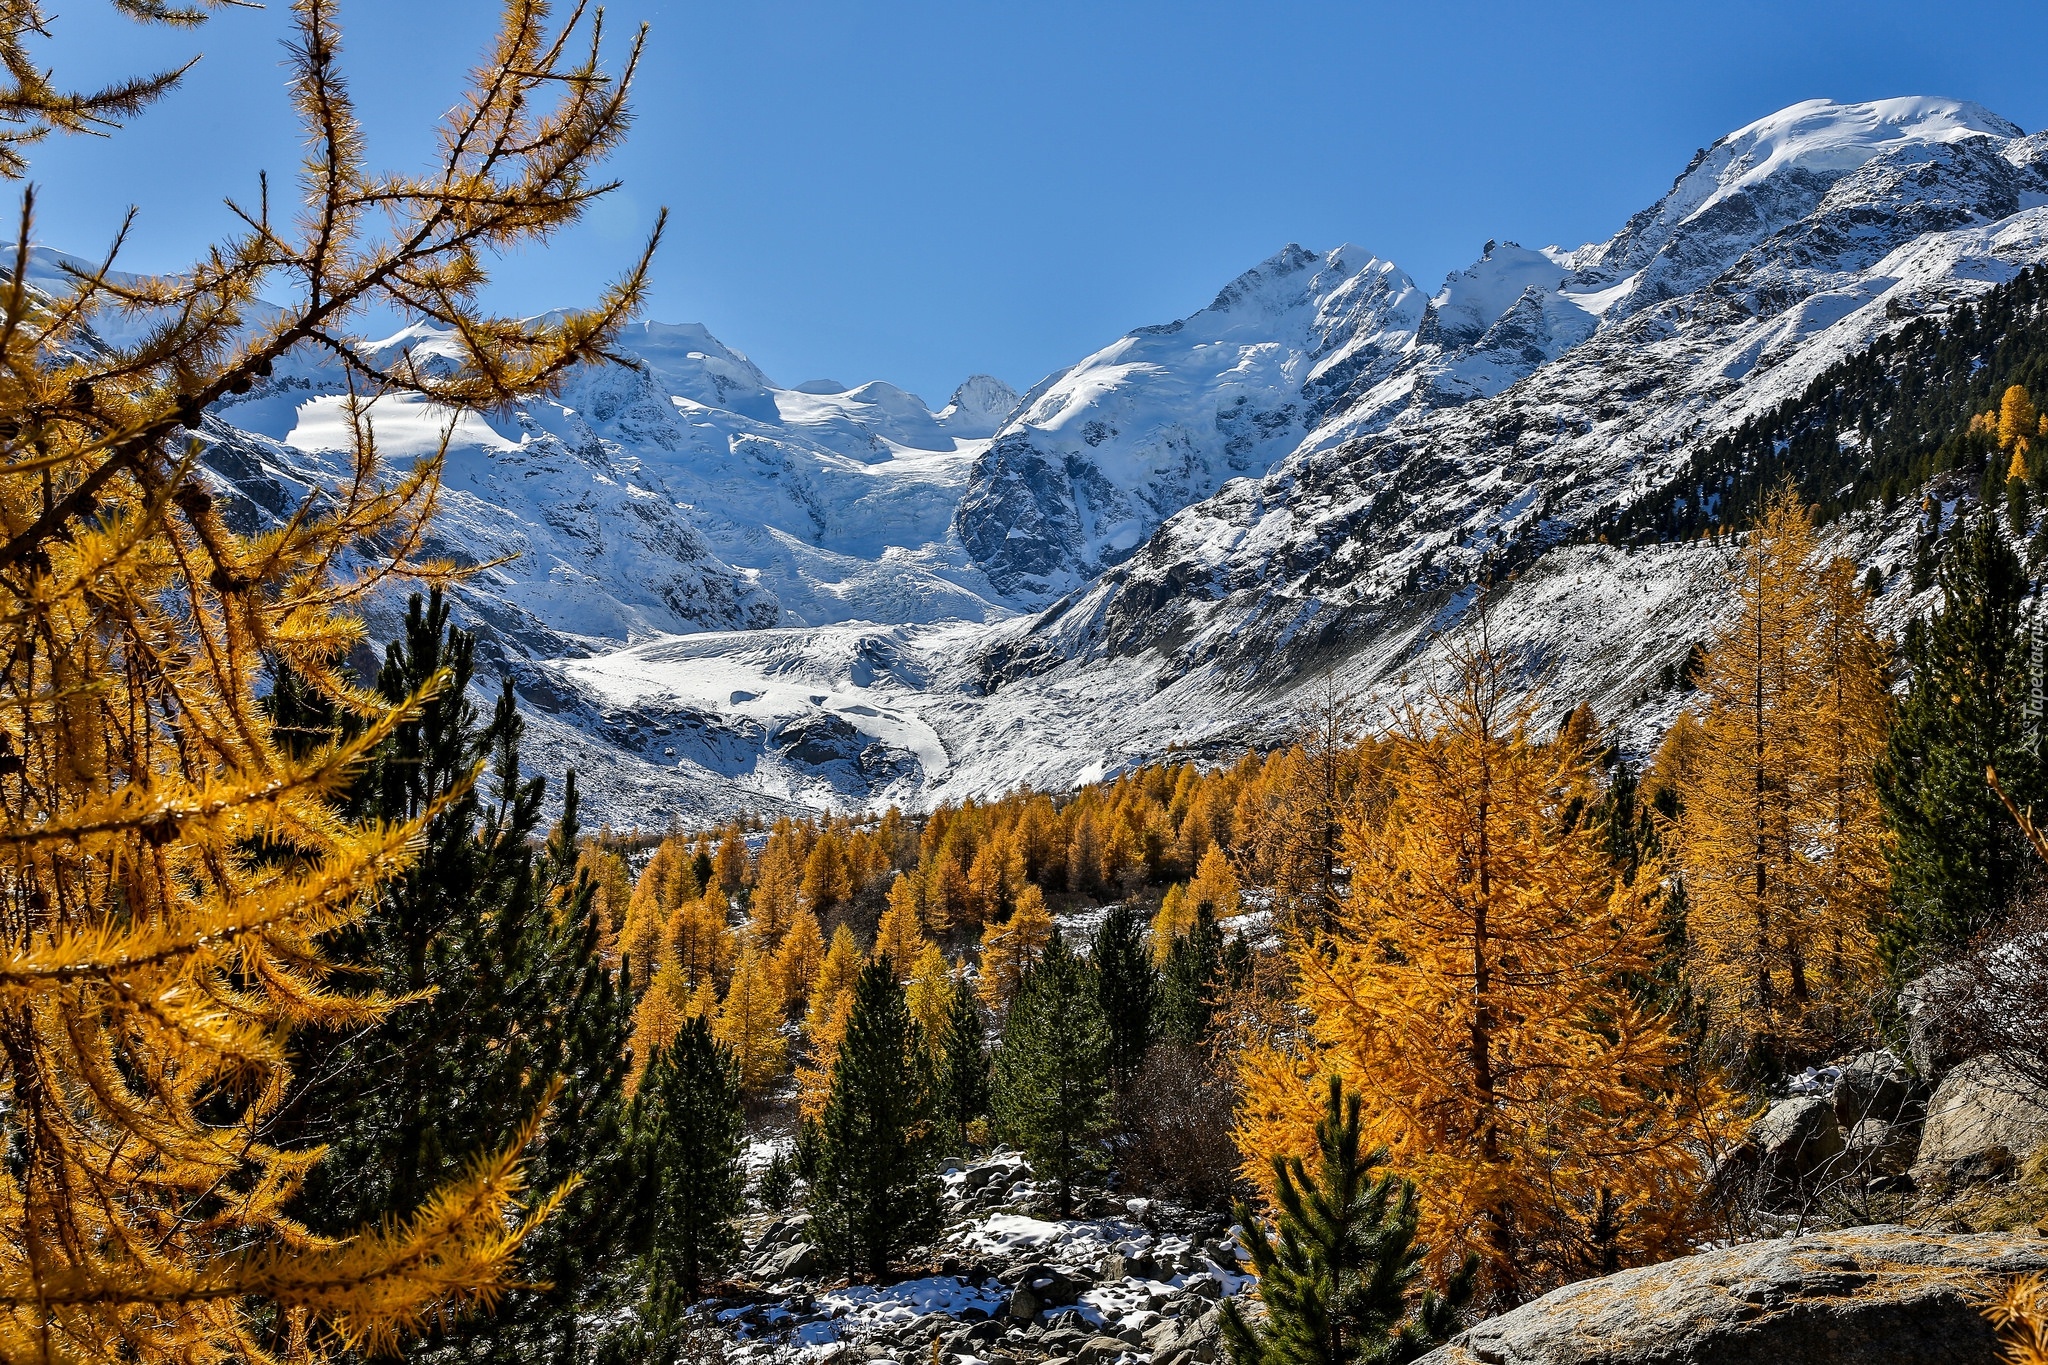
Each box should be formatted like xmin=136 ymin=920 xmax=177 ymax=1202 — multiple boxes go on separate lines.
xmin=1913 ymin=1054 xmax=2048 ymax=1187
xmin=1416 ymin=1228 xmax=2048 ymax=1365
xmin=954 ymin=244 xmax=1425 ymax=599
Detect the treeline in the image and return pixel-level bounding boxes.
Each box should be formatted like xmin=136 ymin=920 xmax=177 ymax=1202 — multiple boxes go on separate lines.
xmin=1603 ymin=264 xmax=2048 ymax=548
xmin=593 ymin=713 xmax=1383 ymax=1117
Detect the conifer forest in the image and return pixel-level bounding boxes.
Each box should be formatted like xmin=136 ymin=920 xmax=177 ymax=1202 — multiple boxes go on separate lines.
xmin=14 ymin=5 xmax=2048 ymax=1365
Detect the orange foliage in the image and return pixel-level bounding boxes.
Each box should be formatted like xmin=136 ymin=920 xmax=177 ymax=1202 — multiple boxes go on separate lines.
xmin=1237 ymin=640 xmax=1736 ymax=1307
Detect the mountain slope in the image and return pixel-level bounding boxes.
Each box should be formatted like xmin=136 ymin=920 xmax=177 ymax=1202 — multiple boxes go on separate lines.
xmin=972 ymin=100 xmax=2048 ymax=690
xmin=150 ymin=95 xmax=2048 ymax=824
xmin=954 ymin=244 xmax=1425 ymax=599
xmin=203 ymin=320 xmax=1025 ymax=653
xmin=527 ymin=97 xmax=2048 ymax=823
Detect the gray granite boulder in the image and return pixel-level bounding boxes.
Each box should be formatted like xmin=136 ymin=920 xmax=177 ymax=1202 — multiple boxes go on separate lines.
xmin=1913 ymin=1053 xmax=2048 ymax=1188
xmin=1748 ymin=1096 xmax=1844 ymax=1197
xmin=1900 ymin=967 xmax=1977 ymax=1082
xmin=1832 ymin=1049 xmax=1917 ymax=1127
xmin=1843 ymin=1117 xmax=1920 ymax=1177
xmin=1417 ymin=1228 xmax=2048 ymax=1365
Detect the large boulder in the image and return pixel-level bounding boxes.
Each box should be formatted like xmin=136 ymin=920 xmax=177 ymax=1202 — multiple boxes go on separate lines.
xmin=1832 ymin=1050 xmax=1917 ymax=1128
xmin=752 ymin=1240 xmax=819 ymax=1280
xmin=1912 ymin=1053 xmax=2048 ymax=1188
xmin=1748 ymin=1096 xmax=1844 ymax=1197
xmin=1416 ymin=1228 xmax=2048 ymax=1365
xmin=1843 ymin=1117 xmax=1919 ymax=1178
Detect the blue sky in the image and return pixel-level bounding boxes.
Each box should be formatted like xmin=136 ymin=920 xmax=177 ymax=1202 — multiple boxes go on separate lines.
xmin=31 ymin=1 xmax=2048 ymax=404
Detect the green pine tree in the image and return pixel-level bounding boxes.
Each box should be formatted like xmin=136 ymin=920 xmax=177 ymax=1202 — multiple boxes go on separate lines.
xmin=938 ymin=975 xmax=993 ymax=1150
xmin=276 ymin=589 xmax=637 ymax=1362
xmin=993 ymin=930 xmax=1111 ymax=1216
xmin=1221 ymin=1078 xmax=1475 ymax=1365
xmin=757 ymin=1148 xmax=798 ymax=1211
xmin=627 ymin=1015 xmax=747 ymax=1304
xmin=1157 ymin=904 xmax=1226 ymax=1047
xmin=1877 ymin=513 xmax=2043 ymax=971
xmin=1095 ymin=901 xmax=1156 ymax=1088
xmin=810 ymin=957 xmax=943 ymax=1280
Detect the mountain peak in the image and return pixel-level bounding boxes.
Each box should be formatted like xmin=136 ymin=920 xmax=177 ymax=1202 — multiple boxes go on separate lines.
xmin=1672 ymin=96 xmax=2020 ymax=225
xmin=939 ymin=374 xmax=1021 ymax=433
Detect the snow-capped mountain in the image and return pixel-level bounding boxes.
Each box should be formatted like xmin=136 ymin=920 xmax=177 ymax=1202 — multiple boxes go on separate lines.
xmin=164 ymin=96 xmax=2048 ymax=823
xmin=954 ymin=245 xmax=1425 ymax=598
xmin=984 ymin=96 xmax=2048 ymax=688
xmin=202 ymin=319 xmax=1025 ymax=654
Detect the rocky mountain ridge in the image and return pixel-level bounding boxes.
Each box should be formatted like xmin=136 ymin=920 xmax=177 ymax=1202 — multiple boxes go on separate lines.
xmin=129 ymin=95 xmax=2048 ymax=823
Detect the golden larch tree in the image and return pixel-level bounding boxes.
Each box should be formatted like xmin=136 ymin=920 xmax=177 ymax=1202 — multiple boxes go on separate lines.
xmin=642 ymin=834 xmax=699 ymax=913
xmin=665 ymin=891 xmax=734 ymax=990
xmin=905 ymin=942 xmax=954 ymax=1048
xmin=749 ymin=835 xmax=801 ymax=944
xmin=967 ymin=828 xmax=1023 ymax=924
xmin=713 ymin=822 xmax=748 ymax=896
xmin=977 ymin=884 xmax=1053 ymax=1012
xmin=1187 ymin=842 xmax=1241 ymax=919
xmin=801 ymin=828 xmax=853 ymax=913
xmin=1151 ymin=883 xmax=1193 ymax=964
xmin=715 ymin=948 xmax=787 ymax=1094
xmin=1789 ymin=558 xmax=1892 ymax=1022
xmin=811 ymin=923 xmax=863 ymax=1023
xmin=619 ymin=872 xmax=668 ymax=994
xmin=1672 ymin=488 xmax=1884 ymax=1071
xmin=773 ymin=908 xmax=826 ymax=1014
xmin=873 ymin=883 xmax=927 ymax=973
xmin=794 ymin=986 xmax=856 ymax=1121
xmin=626 ymin=965 xmax=686 ymax=1097
xmin=0 ymin=1 xmax=660 ymax=1360
xmin=1237 ymin=639 xmax=1733 ymax=1308
xmin=2001 ymin=384 xmax=2039 ymax=451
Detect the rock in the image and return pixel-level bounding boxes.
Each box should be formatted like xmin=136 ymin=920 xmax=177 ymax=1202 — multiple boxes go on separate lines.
xmin=1900 ymin=968 xmax=1975 ymax=1082
xmin=1843 ymin=1117 xmax=1919 ymax=1176
xmin=1005 ymin=1286 xmax=1042 ymax=1322
xmin=1154 ymin=1306 xmax=1223 ymax=1363
xmin=1075 ymin=1335 xmax=1126 ymax=1364
xmin=1749 ymin=1096 xmax=1844 ymax=1195
xmin=1041 ymin=1327 xmax=1090 ymax=1351
xmin=1831 ymin=1050 xmax=1916 ymax=1127
xmin=754 ymin=1240 xmax=819 ymax=1279
xmin=748 ymin=1213 xmax=809 ymax=1255
xmin=1913 ymin=1054 xmax=2048 ymax=1187
xmin=1138 ymin=1324 xmax=1175 ymax=1354
xmin=1099 ymin=1251 xmax=1158 ymax=1281
xmin=1415 ymin=1227 xmax=2048 ymax=1365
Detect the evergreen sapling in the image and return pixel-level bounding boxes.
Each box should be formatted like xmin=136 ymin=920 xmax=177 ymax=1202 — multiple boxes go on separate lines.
xmin=810 ymin=958 xmax=943 ymax=1279
xmin=993 ymin=929 xmax=1112 ymax=1215
xmin=1222 ymin=1078 xmax=1475 ymax=1365
xmin=939 ymin=975 xmax=993 ymax=1149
